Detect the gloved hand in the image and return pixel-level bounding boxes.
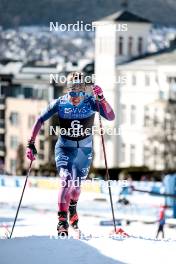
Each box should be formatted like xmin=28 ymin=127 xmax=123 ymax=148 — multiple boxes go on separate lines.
xmin=26 ymin=140 xmax=37 ymax=161
xmin=92 ymin=85 xmax=105 ymax=100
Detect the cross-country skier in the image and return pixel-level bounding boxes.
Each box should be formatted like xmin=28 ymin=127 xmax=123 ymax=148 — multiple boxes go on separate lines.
xmin=26 ymin=71 xmax=115 ymax=236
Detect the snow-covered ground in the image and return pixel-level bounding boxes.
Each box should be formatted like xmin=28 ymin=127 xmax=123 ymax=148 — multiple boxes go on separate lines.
xmin=0 ymin=186 xmax=176 ymax=264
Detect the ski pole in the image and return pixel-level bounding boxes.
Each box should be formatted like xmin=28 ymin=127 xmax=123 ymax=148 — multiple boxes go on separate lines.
xmin=9 ymin=160 xmax=33 ymax=239
xmin=95 ymin=97 xmax=117 ymax=233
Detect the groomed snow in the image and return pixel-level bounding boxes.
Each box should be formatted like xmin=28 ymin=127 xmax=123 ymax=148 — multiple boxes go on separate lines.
xmin=0 ymin=235 xmax=176 ymax=264
xmin=0 ymin=236 xmax=120 ymax=264
xmin=0 ymin=186 xmax=176 ymax=264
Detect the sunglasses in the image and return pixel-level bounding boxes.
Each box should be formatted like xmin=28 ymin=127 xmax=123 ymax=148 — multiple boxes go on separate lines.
xmin=68 ymin=91 xmax=85 ymax=97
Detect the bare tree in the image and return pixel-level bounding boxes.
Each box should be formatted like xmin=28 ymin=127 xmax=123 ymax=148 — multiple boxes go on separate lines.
xmin=144 ymin=99 xmax=176 ymax=171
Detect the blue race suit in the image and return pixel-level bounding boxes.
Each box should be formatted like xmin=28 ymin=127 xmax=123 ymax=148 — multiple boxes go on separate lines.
xmin=35 ymin=93 xmax=115 ymax=211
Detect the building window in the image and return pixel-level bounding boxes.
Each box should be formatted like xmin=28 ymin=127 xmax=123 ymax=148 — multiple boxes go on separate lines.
xmin=143 ymin=145 xmax=149 ymax=165
xmin=0 ymin=119 xmax=4 ymax=128
xmin=132 ymin=74 xmax=136 ymax=86
xmin=10 ymin=136 xmax=18 ymax=149
xmin=153 ymin=108 xmax=159 ymax=127
xmin=24 ymin=87 xmax=33 ymax=98
xmin=164 ymin=112 xmax=171 ymax=130
xmin=144 ymin=106 xmax=150 ymax=127
xmin=10 ymin=159 xmax=16 ymax=174
xmin=0 ymin=134 xmax=4 ymax=142
xmin=168 ymin=77 xmax=176 ymax=100
xmin=121 ymin=143 xmax=126 ymax=163
xmin=10 ymin=112 xmax=20 ymax=125
xmin=39 ymin=140 xmax=44 ymax=150
xmin=28 ymin=115 xmax=35 ymax=128
xmin=130 ymin=145 xmax=135 ymax=165
xmin=40 ymin=128 xmax=45 ymax=135
xmin=130 ymin=105 xmax=136 ymax=125
xmin=0 ymin=110 xmax=5 ymax=119
xmin=119 ymin=36 xmax=124 ymax=55
xmin=138 ymin=37 xmax=143 ymax=55
xmin=155 ymin=75 xmax=159 ymax=84
xmin=38 ymin=154 xmax=44 ymax=160
xmin=153 ymin=147 xmax=158 ymax=169
xmin=145 ymin=74 xmax=150 ymax=86
xmin=121 ymin=104 xmax=126 ymax=124
xmin=0 ymin=142 xmax=5 ymax=152
xmin=159 ymin=90 xmax=164 ymax=99
xmin=128 ymin=36 xmax=133 ymax=56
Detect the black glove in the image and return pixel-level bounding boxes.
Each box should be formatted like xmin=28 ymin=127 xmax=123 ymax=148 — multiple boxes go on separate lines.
xmin=27 ymin=140 xmax=37 ymax=155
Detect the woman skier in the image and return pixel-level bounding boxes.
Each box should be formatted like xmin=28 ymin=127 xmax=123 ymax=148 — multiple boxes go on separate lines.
xmin=26 ymin=71 xmax=115 ymax=236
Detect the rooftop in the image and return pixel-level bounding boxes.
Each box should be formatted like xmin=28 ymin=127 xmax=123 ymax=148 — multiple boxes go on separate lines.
xmin=118 ymin=46 xmax=176 ymax=69
xmin=100 ymin=10 xmax=151 ymax=23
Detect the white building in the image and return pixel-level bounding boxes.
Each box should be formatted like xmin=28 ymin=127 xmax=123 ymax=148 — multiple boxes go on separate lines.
xmin=117 ymin=50 xmax=176 ymax=170
xmin=94 ymin=10 xmax=176 ymax=170
xmin=94 ymin=10 xmax=151 ymax=168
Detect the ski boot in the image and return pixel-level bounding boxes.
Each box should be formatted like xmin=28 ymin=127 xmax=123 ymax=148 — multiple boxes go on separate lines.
xmin=69 ymin=200 xmax=79 ymax=229
xmin=57 ymin=211 xmax=69 ymax=237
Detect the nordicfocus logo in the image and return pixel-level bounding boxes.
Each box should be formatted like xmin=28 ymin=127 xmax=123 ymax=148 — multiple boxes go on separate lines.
xmin=49 ymin=121 xmax=121 ymax=137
